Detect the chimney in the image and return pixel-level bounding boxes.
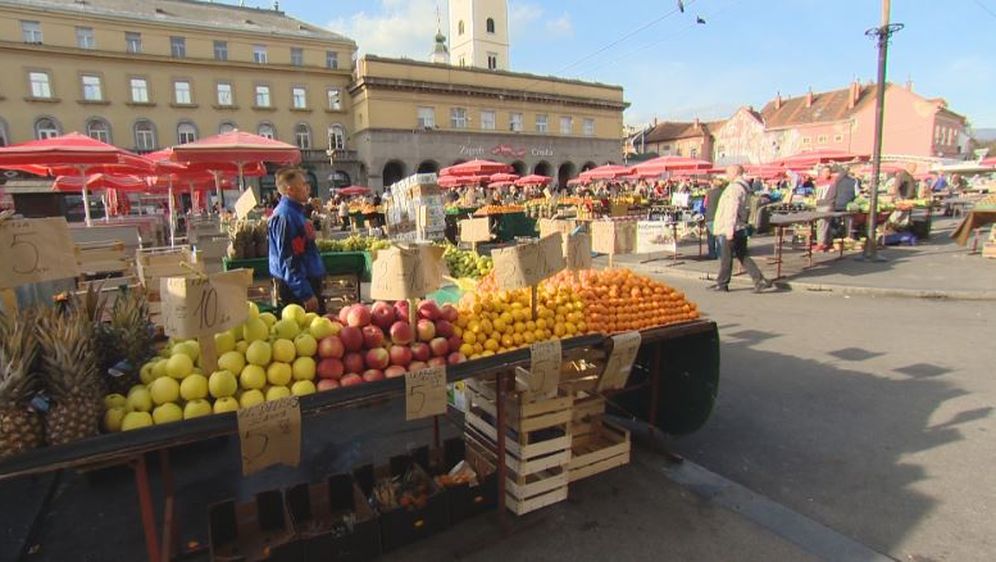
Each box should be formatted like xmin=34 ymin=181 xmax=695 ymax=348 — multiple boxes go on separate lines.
xmin=693 ymin=117 xmax=701 ymax=129
xmin=848 ymin=81 xmax=860 ymax=109
xmin=774 ymin=92 xmax=782 ymax=110
xmin=805 ymin=88 xmax=814 ymax=108
xmin=905 ymin=77 xmax=914 ymax=91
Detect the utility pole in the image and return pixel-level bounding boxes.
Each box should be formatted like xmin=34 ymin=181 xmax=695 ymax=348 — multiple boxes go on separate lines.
xmin=861 ymin=0 xmax=903 ymax=261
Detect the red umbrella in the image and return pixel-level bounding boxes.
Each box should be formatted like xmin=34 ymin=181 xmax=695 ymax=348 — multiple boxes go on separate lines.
xmin=579 ymin=165 xmax=630 ymax=181
xmin=514 ymin=174 xmax=552 ymax=187
xmin=440 ymin=159 xmax=513 ymax=177
xmin=0 ymin=132 xmax=153 ymax=225
xmin=631 ymin=156 xmax=713 ymax=174
xmin=772 ymin=149 xmax=869 ymax=168
xmin=489 ymin=172 xmax=520 ymax=183
xmin=438 ymin=175 xmax=487 ymax=188
xmin=979 ymin=156 xmax=996 ymax=167
xmin=566 ymin=178 xmax=585 ymax=187
xmin=336 ymin=186 xmax=371 ymax=196
xmin=52 ymin=174 xmax=148 ymax=193
xmin=170 ymin=130 xmax=300 ymax=200
xmin=488 ymin=181 xmax=514 ymax=189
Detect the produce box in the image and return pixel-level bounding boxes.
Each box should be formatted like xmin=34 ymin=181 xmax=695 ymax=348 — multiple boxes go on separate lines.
xmin=353 ymin=449 xmax=449 ymax=553
xmin=567 ymin=420 xmax=631 ymax=483
xmin=208 ymin=490 xmax=302 ymax=562
xmin=284 ymin=474 xmax=380 ymax=562
xmin=429 ymin=437 xmax=498 ymax=524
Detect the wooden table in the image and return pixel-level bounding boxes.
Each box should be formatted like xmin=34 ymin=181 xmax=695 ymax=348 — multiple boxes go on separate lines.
xmin=768 ymin=211 xmax=855 ymax=279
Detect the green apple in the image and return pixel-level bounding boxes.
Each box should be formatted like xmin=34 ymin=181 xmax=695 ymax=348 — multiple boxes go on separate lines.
xmin=183 ymin=399 xmax=213 ymax=419
xmin=165 ymin=354 xmax=194 ymax=380
xmin=173 ymin=340 xmax=200 ymax=363
xmin=242 ymin=317 xmax=269 ymax=343
xmin=151 ymin=359 xmax=168 ymax=380
xmin=291 ymin=380 xmax=316 ymax=396
xmin=139 ymin=363 xmax=156 ymax=385
xmin=235 ymin=340 xmax=249 ymax=355
xmin=180 ymin=374 xmax=209 ymax=401
xmin=259 ymin=312 xmax=278 ymax=328
xmin=214 ymin=331 xmax=237 ymax=354
xmin=240 ymin=364 xmax=267 ymax=390
xmin=294 ymin=334 xmax=318 ymax=357
xmin=292 ymin=357 xmax=316 ymax=381
xmin=281 ymin=303 xmax=306 ymax=325
xmin=126 ymin=388 xmax=153 ymax=412
xmin=213 ymin=397 xmax=240 ymax=414
xmin=149 ymin=377 xmax=180 ymax=405
xmin=218 ymin=351 xmax=246 ymax=375
xmin=239 ymin=389 xmax=265 ymax=408
xmin=271 ymin=338 xmax=296 ymax=363
xmin=265 ymin=385 xmax=291 ymax=401
xmin=302 ymin=312 xmax=318 ymax=329
xmin=246 ymin=340 xmax=272 ymax=366
xmin=121 ymin=411 xmax=154 ymax=431
xmin=307 ymin=317 xmax=335 ymax=340
xmin=103 ymin=407 xmax=127 ymax=432
xmin=152 ymin=403 xmax=184 ymax=424
xmin=209 ymin=370 xmax=238 ymax=398
xmin=266 ymin=362 xmax=293 ymax=386
xmin=273 ymin=319 xmax=300 ymax=340
xmin=248 ymin=301 xmax=260 ymax=319
xmin=103 ymin=393 xmax=128 ymax=410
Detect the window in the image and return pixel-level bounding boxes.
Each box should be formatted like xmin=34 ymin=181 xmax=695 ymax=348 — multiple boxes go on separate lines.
xmin=661 ymin=144 xmax=671 ymax=153
xmin=480 ymin=110 xmax=496 ymax=130
xmin=559 ymin=116 xmax=573 ymax=135
xmin=177 ymin=122 xmax=197 ymax=144
xmin=486 ymin=17 xmax=496 ymax=33
xmin=133 ymin=120 xmax=156 ymax=150
xmin=536 ymin=114 xmax=548 ymax=133
xmin=817 ymin=135 xmax=827 ymax=144
xmin=510 ymin=112 xmax=523 ymax=132
xmin=325 ymin=51 xmax=338 ymax=69
xmin=292 ymin=87 xmax=307 ymax=109
xmin=35 ymin=117 xmax=61 ymax=140
xmin=125 ymin=32 xmax=142 ymax=54
xmin=294 ymin=123 xmax=311 ymax=149
xmin=257 ymin=123 xmax=275 ymax=139
xmin=173 ymin=80 xmax=192 ymax=105
xmin=834 ymin=134 xmax=843 ymax=143
xmin=582 ymin=118 xmax=595 ymax=137
xmin=487 ymin=53 xmax=498 ymax=70
xmin=86 ymin=118 xmax=111 ymax=143
xmin=328 ymin=124 xmax=346 ymax=150
xmin=170 ymin=36 xmax=186 ymax=58
xmin=690 ymin=148 xmax=698 ymax=158
xmin=417 ymin=107 xmax=435 ymax=128
xmin=458 ymin=57 xmax=466 ymax=67
xmin=252 ymin=45 xmax=268 ymax=64
xmin=802 ymin=136 xmax=811 ymax=145
xmin=76 ymin=27 xmax=95 ymax=49
xmin=290 ymin=47 xmax=304 ymax=66
xmin=326 ymin=88 xmax=342 ymax=111
xmin=216 ymin=82 xmax=233 ymax=106
xmin=130 ymin=78 xmax=149 ymax=103
xmin=81 ymin=75 xmax=103 ymax=101
xmin=450 ymin=107 xmax=468 ymax=129
xmin=675 ymin=147 xmax=682 ymax=156
xmin=219 ymin=121 xmax=237 ymax=134
xmin=21 ymin=21 xmax=42 ymax=44
xmin=29 ymin=71 xmax=52 ymax=99
xmin=458 ymin=20 xmax=465 ymax=35
xmin=255 ymin=85 xmax=271 ymax=107
xmin=213 ymin=41 xmax=228 ymax=61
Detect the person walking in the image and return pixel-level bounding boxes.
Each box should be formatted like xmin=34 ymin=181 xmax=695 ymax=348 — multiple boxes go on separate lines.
xmin=703 ymin=178 xmax=726 ymax=260
xmin=268 ymin=168 xmax=327 ymax=313
xmin=710 ymin=165 xmax=772 ymax=293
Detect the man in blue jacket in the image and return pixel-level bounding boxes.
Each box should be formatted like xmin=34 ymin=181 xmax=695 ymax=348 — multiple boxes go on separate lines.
xmin=269 ymin=168 xmax=326 ymax=313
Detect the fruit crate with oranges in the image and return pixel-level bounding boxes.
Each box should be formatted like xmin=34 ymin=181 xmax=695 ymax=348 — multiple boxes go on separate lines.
xmin=463 ymin=380 xmax=573 ymax=516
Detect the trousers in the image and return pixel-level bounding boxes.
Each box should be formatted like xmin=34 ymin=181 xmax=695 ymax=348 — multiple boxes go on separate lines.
xmin=716 ymin=231 xmax=765 ymax=288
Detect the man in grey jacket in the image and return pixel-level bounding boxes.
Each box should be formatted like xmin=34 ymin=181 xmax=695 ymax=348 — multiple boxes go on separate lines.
xmin=710 ymin=165 xmax=772 ymax=292
xmin=815 ymin=165 xmax=858 ymax=250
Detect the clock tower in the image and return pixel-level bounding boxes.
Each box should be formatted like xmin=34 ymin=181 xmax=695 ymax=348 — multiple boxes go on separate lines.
xmin=448 ymin=0 xmax=509 ymax=71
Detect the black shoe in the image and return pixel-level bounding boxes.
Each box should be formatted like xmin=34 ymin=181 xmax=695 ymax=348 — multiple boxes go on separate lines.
xmin=707 ymin=284 xmax=729 ymax=292
xmin=753 ymin=280 xmax=773 ymax=293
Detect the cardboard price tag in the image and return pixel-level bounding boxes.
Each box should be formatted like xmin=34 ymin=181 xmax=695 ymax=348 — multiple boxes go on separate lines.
xmin=370 ymin=245 xmax=445 ymax=301
xmin=597 ymin=331 xmax=642 ymax=392
xmin=526 ymin=339 xmax=562 ymax=398
xmin=237 ymin=396 xmax=302 ymax=476
xmin=538 ymin=219 xmax=574 ymax=240
xmin=234 ymin=188 xmax=258 ymax=220
xmin=565 ymin=232 xmax=592 ymax=271
xmin=405 ymin=366 xmax=447 ymax=421
xmin=459 ymin=217 xmax=491 ymax=243
xmin=0 ymin=218 xmax=81 ymax=290
xmin=592 ymin=221 xmax=637 ymax=255
xmin=491 ymin=233 xmax=565 ymax=290
xmin=160 ymin=269 xmax=252 ymax=339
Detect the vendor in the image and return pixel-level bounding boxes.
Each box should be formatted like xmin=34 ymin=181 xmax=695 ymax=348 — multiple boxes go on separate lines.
xmin=269 ymin=168 xmax=326 ymax=313
xmin=815 ymin=165 xmax=858 ymax=251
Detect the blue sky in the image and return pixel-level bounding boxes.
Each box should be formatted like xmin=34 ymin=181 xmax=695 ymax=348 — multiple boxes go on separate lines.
xmin=270 ymin=0 xmax=996 ymax=129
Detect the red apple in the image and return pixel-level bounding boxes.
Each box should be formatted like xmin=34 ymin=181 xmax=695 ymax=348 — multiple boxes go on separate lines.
xmin=361 ymin=325 xmax=385 ymax=349
xmin=318 ymin=336 xmax=345 ymax=359
xmin=343 ymin=352 xmax=365 ymax=375
xmin=440 ymin=304 xmax=459 ymax=323
xmin=337 ymin=304 xmax=353 ymax=325
xmin=371 ymin=301 xmax=395 ymax=330
xmin=340 ymin=373 xmax=364 ymax=387
xmin=416 ymin=319 xmax=436 ymax=342
xmin=447 ymin=335 xmax=463 ymax=354
xmin=339 ymin=326 xmax=363 ymax=352
xmin=427 ymin=357 xmax=447 ymax=368
xmin=411 ymin=342 xmax=430 ymax=362
xmin=435 ymin=320 xmax=454 ymax=338
xmin=389 ymin=321 xmax=414 ymax=345
xmin=347 ymin=305 xmax=371 ymax=328
xmin=429 ymin=337 xmax=449 ymax=357
xmin=394 ymin=300 xmax=410 ymax=322
xmin=389 ymin=345 xmax=412 ymax=367
xmin=365 ymin=348 xmax=390 ymax=370
xmin=362 ymin=369 xmax=385 ymax=382
xmin=408 ymin=361 xmax=428 ymax=372
xmin=317 ymin=358 xmax=344 ymax=380
xmin=385 ymin=365 xmax=407 ymax=378
xmin=447 ymin=352 xmax=467 ymax=365
xmin=417 ymin=300 xmax=441 ymax=321
xmin=317 ymin=379 xmax=340 ymax=392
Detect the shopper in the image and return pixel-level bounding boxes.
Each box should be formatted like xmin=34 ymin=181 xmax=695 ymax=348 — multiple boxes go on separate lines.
xmin=710 ymin=165 xmax=772 ymax=293
xmin=269 ymin=168 xmax=326 ymax=313
xmin=338 ymin=198 xmax=350 ymax=231
xmin=703 ymin=178 xmax=726 ymax=260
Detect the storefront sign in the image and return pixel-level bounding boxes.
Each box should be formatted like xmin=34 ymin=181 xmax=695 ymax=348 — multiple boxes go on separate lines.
xmin=457 ymin=144 xmax=557 ymax=159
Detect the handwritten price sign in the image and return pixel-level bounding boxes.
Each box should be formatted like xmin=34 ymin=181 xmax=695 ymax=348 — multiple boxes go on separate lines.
xmin=0 ymin=218 xmax=80 ymax=290
xmin=160 ymin=269 xmax=251 ymax=339
xmin=597 ymin=331 xmax=642 ymax=392
xmin=370 ymin=245 xmax=445 ymax=301
xmin=405 ymin=366 xmax=447 ymax=421
xmin=527 ymin=339 xmax=562 ymax=398
xmin=491 ymin=233 xmax=565 ymax=291
xmin=234 ymin=188 xmax=258 ymax=220
xmin=237 ymin=396 xmax=302 ymax=476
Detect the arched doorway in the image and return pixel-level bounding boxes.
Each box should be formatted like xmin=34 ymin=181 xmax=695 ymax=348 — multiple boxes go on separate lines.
xmin=417 ymin=160 xmax=439 ymax=174
xmin=533 ymin=161 xmax=551 ymax=177
xmin=382 ymin=160 xmax=406 ymax=188
xmin=557 ymin=162 xmax=576 ymax=189
xmin=581 ymin=161 xmax=597 ymax=172
xmin=329 ymin=170 xmax=350 ymax=188
xmin=510 ymin=160 xmax=526 ymax=175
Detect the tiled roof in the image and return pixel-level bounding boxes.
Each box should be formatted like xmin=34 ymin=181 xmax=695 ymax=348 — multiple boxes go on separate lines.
xmin=2 ymin=0 xmax=353 ymax=44
xmin=644 ymin=120 xmax=721 ymax=143
xmin=759 ymin=85 xmax=876 ymax=129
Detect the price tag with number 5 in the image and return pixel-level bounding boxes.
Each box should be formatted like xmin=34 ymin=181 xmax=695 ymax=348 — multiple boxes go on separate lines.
xmin=0 ymin=218 xmax=80 ymax=290
xmin=405 ymin=366 xmax=447 ymax=421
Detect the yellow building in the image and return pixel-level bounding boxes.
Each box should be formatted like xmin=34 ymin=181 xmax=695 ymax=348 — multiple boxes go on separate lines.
xmin=351 ymin=55 xmax=627 ymax=189
xmin=0 ymin=0 xmax=359 ymax=197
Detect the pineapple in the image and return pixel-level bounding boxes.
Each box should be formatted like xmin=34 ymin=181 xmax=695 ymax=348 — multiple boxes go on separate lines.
xmin=36 ymin=308 xmax=103 ymax=446
xmin=104 ymin=289 xmax=155 ymax=395
xmin=0 ymin=312 xmax=45 ymax=459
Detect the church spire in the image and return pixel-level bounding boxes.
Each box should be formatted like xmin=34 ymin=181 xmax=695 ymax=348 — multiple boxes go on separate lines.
xmin=430 ymin=3 xmax=449 ymax=64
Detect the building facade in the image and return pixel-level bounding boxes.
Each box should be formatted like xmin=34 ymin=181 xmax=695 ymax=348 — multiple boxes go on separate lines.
xmin=349 ymin=56 xmax=627 ymax=190
xmin=633 ymin=119 xmax=721 ymax=161
xmin=0 ymin=0 xmax=360 ymax=199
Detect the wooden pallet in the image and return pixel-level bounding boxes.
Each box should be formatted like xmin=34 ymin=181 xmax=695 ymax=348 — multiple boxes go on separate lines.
xmin=567 ymin=421 xmax=630 ymax=483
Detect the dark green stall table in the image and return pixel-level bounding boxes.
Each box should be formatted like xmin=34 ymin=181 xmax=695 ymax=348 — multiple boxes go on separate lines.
xmin=493 ymin=211 xmax=537 ymax=242
xmin=224 ymin=251 xmax=367 ymax=305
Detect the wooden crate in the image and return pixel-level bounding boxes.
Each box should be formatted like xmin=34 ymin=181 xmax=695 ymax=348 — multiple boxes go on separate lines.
xmin=136 ymin=246 xmax=203 ymax=327
xmin=983 ymin=242 xmax=996 ymax=259
xmin=570 ymin=393 xmax=606 ymax=442
xmin=567 ymin=421 xmax=631 ymax=483
xmin=76 ymin=241 xmax=133 ymax=277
